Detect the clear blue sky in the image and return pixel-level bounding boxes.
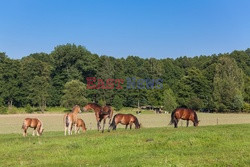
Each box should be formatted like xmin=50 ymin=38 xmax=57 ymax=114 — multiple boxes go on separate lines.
xmin=0 ymin=0 xmax=250 ymax=59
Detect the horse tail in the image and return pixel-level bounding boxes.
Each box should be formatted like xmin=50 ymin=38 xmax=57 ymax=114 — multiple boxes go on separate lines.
xmin=110 ymin=115 xmax=117 ymax=130
xmin=21 ymin=121 xmax=25 ymax=129
xmin=169 ymin=109 xmax=176 ymax=125
xmin=109 ymin=107 xmax=113 ymax=119
xmin=65 ymin=115 xmax=69 ymax=127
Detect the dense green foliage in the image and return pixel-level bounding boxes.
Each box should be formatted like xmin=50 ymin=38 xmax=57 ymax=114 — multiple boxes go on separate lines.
xmin=61 ymin=80 xmax=87 ymax=108
xmin=0 ymin=124 xmax=249 ymax=166
xmin=0 ymin=44 xmax=250 ymax=112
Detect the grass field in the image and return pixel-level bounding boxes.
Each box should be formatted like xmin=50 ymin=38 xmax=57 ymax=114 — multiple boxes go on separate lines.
xmin=0 ymin=111 xmax=250 ymax=134
xmin=0 ymin=124 xmax=249 ymax=166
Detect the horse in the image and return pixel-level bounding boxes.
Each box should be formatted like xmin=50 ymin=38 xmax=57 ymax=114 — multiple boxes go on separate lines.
xmin=108 ymin=114 xmax=141 ymax=131
xmin=63 ymin=105 xmax=82 ymax=135
xmin=169 ymin=108 xmax=200 ymax=128
xmin=83 ymin=103 xmax=113 ymax=133
xmin=76 ymin=118 xmax=87 ymax=133
xmin=22 ymin=118 xmax=44 ymax=137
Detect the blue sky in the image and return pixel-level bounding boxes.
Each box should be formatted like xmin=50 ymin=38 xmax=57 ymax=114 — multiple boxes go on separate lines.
xmin=0 ymin=0 xmax=250 ymax=59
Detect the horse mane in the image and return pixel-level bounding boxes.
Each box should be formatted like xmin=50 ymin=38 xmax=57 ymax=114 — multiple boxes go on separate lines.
xmin=37 ymin=119 xmax=43 ymax=134
xmin=72 ymin=105 xmax=79 ymax=112
xmin=88 ymin=103 xmax=102 ymax=108
xmin=134 ymin=117 xmax=140 ymax=128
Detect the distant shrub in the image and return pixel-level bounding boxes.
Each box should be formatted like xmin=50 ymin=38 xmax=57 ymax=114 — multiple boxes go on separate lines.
xmin=7 ymin=107 xmax=18 ymax=114
xmin=243 ymin=103 xmax=250 ymax=113
xmin=25 ymin=104 xmax=34 ymax=113
xmin=0 ymin=106 xmax=7 ymax=114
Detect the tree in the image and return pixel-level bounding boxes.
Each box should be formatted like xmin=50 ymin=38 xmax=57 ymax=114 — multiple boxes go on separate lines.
xmin=163 ymin=88 xmax=178 ymax=112
xmin=112 ymin=95 xmax=124 ymax=110
xmin=29 ymin=76 xmax=50 ymax=112
xmin=61 ymin=80 xmax=87 ymax=108
xmin=51 ymin=44 xmax=99 ymax=105
xmin=20 ymin=55 xmax=52 ymax=107
xmin=213 ymin=57 xmax=244 ymax=111
xmin=0 ymin=53 xmax=21 ymax=107
xmin=175 ymin=67 xmax=210 ymax=108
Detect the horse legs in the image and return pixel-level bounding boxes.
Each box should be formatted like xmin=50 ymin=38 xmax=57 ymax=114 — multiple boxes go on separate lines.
xmin=125 ymin=124 xmax=128 ymax=129
xmin=97 ymin=121 xmax=102 ymax=131
xmin=33 ymin=128 xmax=36 ymax=136
xmin=108 ymin=124 xmax=112 ymax=132
xmin=186 ymin=120 xmax=189 ymax=127
xmin=36 ymin=128 xmax=40 ymax=136
xmin=130 ymin=123 xmax=133 ymax=130
xmin=174 ymin=119 xmax=179 ymax=128
xmin=76 ymin=126 xmax=80 ymax=134
xmin=68 ymin=123 xmax=72 ymax=135
xmin=23 ymin=128 xmax=27 ymax=137
xmin=108 ymin=122 xmax=115 ymax=132
xmin=102 ymin=119 xmax=106 ymax=133
xmin=75 ymin=124 xmax=76 ymax=134
xmin=64 ymin=126 xmax=67 ymax=136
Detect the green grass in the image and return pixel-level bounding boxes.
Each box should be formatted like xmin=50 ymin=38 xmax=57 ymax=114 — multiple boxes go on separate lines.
xmin=0 ymin=124 xmax=249 ymax=167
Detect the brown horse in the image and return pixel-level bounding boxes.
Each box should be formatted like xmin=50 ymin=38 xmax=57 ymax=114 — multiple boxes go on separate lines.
xmin=76 ymin=118 xmax=87 ymax=133
xmin=22 ymin=118 xmax=44 ymax=137
xmin=169 ymin=108 xmax=199 ymax=128
xmin=83 ymin=103 xmax=113 ymax=133
xmin=108 ymin=114 xmax=141 ymax=131
xmin=63 ymin=105 xmax=82 ymax=135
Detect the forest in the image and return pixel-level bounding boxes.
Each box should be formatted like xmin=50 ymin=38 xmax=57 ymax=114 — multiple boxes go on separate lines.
xmin=0 ymin=44 xmax=250 ymax=113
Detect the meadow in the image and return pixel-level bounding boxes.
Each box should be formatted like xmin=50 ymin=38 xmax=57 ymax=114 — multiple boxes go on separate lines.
xmin=1 ymin=110 xmax=250 ymax=166
xmin=0 ymin=109 xmax=250 ymax=134
xmin=0 ymin=124 xmax=249 ymax=166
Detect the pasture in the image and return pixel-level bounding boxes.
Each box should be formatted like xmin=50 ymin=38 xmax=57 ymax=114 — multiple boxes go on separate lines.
xmin=0 ymin=112 xmax=250 ymax=134
xmin=0 ymin=124 xmax=249 ymax=166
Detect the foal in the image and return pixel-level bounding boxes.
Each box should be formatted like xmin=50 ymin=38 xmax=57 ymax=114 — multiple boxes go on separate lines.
xmin=63 ymin=105 xmax=82 ymax=135
xmin=76 ymin=118 xmax=87 ymax=133
xmin=22 ymin=118 xmax=44 ymax=137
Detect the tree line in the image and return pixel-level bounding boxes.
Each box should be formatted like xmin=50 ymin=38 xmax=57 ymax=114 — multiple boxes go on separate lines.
xmin=0 ymin=44 xmax=250 ymax=112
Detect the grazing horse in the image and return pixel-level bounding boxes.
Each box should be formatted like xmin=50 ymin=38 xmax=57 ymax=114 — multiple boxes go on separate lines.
xmin=76 ymin=118 xmax=87 ymax=133
xmin=63 ymin=105 xmax=82 ymax=135
xmin=83 ymin=103 xmax=113 ymax=133
xmin=108 ymin=114 xmax=141 ymax=131
xmin=169 ymin=108 xmax=199 ymax=128
xmin=22 ymin=118 xmax=44 ymax=137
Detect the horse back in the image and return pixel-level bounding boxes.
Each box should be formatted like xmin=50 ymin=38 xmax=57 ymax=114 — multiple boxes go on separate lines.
xmin=77 ymin=118 xmax=84 ymax=126
xmin=102 ymin=106 xmax=113 ymax=116
xmin=174 ymin=108 xmax=195 ymax=120
xmin=24 ymin=118 xmax=40 ymax=128
xmin=114 ymin=114 xmax=137 ymax=124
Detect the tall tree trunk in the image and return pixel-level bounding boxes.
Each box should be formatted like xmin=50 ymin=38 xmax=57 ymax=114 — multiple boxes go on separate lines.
xmin=8 ymin=99 xmax=13 ymax=109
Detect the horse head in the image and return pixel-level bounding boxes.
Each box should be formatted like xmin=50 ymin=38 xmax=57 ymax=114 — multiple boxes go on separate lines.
xmin=194 ymin=120 xmax=200 ymax=127
xmin=39 ymin=128 xmax=44 ymax=135
xmin=83 ymin=103 xmax=92 ymax=112
xmin=83 ymin=103 xmax=101 ymax=112
xmin=73 ymin=105 xmax=82 ymax=113
xmin=136 ymin=123 xmax=142 ymax=129
xmin=135 ymin=120 xmax=141 ymax=129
